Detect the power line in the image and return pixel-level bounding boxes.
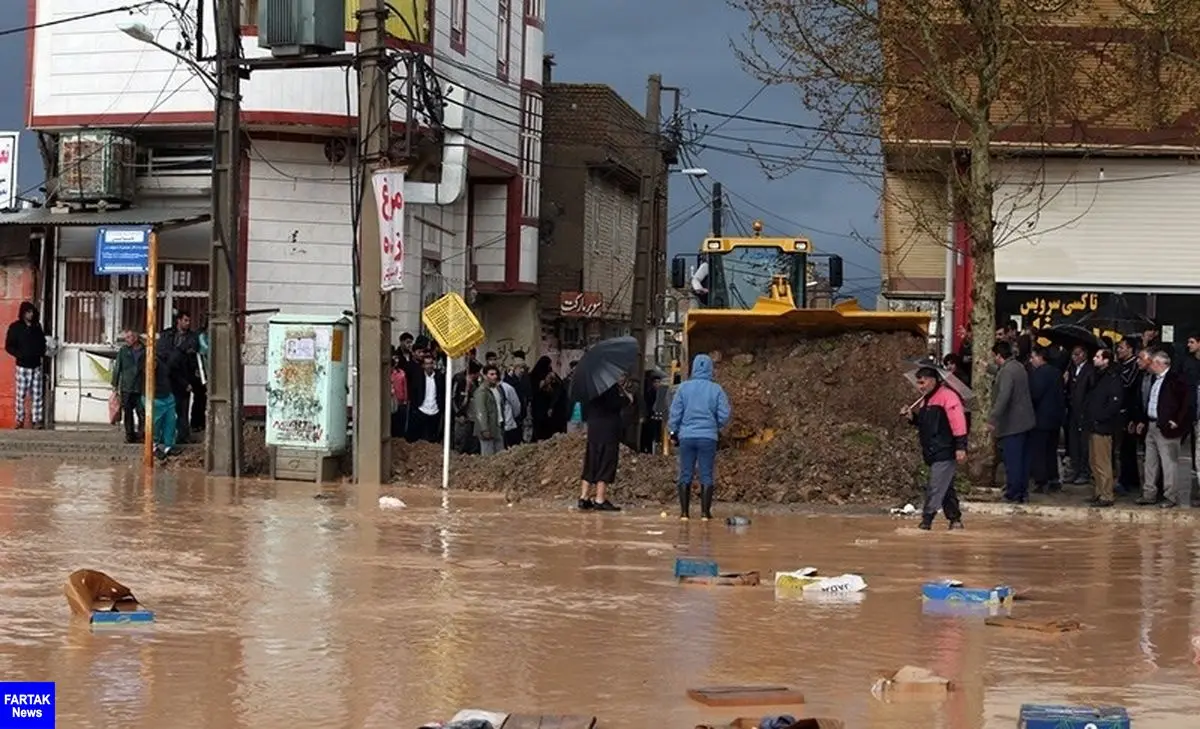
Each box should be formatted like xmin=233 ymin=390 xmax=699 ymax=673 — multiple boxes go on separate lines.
xmin=0 ymin=1 xmax=163 ymax=38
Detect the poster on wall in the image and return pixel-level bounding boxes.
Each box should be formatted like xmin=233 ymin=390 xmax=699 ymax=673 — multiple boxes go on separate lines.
xmin=372 ymin=167 xmax=406 ymax=292
xmin=0 ymin=132 xmax=18 ymax=211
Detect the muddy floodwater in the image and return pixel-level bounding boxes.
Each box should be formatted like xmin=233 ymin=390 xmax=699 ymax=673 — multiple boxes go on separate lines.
xmin=3 ymin=461 xmax=1200 ymax=728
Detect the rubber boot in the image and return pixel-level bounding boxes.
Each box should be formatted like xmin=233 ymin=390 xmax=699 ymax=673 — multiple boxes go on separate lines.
xmin=677 ymin=483 xmax=691 ymax=520
xmin=700 ymin=484 xmax=714 ymax=521
xmin=918 ymin=514 xmax=934 ymax=530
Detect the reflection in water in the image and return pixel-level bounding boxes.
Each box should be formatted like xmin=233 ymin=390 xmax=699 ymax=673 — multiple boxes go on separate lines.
xmin=2 ymin=460 xmax=1200 ymax=727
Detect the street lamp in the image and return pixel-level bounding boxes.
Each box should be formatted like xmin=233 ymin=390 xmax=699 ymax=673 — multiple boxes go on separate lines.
xmin=118 ymin=21 xmax=217 ymax=89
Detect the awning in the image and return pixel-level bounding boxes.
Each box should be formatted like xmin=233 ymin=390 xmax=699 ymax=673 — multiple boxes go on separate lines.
xmin=0 ymin=206 xmax=210 ymax=231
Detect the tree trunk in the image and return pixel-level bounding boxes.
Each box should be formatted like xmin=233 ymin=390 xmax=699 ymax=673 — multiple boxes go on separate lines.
xmin=964 ymin=145 xmax=999 ymax=487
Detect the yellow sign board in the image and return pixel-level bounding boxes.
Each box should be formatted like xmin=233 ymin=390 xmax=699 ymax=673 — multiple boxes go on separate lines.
xmin=345 ymin=0 xmax=429 ymax=44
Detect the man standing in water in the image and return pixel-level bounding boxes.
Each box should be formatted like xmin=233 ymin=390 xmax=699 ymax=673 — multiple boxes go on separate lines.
xmin=902 ymin=366 xmax=967 ymax=530
xmin=668 ymin=353 xmax=731 ymax=520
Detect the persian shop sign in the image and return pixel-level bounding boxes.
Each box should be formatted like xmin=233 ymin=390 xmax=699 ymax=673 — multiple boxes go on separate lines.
xmin=1015 ymin=292 xmax=1123 ymax=345
xmin=560 ymin=291 xmax=603 ymax=318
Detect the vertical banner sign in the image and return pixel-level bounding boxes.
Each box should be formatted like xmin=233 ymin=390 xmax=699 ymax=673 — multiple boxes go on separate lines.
xmin=372 ymin=168 xmax=406 ymax=292
xmin=0 ymin=132 xmax=18 ymax=211
xmin=0 ymin=681 xmax=55 ymax=727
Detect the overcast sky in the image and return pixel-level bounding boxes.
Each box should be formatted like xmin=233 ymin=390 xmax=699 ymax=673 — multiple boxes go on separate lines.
xmin=1 ymin=0 xmax=883 ymax=300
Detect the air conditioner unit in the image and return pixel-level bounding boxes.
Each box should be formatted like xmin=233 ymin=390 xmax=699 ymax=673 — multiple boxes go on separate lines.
xmin=259 ymin=0 xmax=346 ymax=57
xmin=57 ymin=131 xmax=136 ymax=207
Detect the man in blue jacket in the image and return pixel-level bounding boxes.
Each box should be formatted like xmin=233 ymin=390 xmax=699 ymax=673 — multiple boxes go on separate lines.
xmin=668 ymin=353 xmax=732 ymax=520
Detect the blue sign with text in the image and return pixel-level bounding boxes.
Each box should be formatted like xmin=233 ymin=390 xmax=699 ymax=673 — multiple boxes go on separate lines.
xmin=95 ymin=226 xmax=151 ymax=275
xmin=0 ymin=682 xmax=54 ymax=727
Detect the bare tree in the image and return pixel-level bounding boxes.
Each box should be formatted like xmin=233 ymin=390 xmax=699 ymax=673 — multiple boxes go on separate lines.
xmin=727 ymin=0 xmax=1142 ymax=480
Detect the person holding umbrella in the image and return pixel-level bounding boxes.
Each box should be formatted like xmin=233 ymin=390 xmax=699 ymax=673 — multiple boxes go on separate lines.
xmin=901 ymin=366 xmax=967 ymax=530
xmin=571 ymin=337 xmax=638 ymax=512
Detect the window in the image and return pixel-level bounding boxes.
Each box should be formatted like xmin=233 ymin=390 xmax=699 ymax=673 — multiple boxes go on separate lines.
xmin=60 ymin=261 xmax=210 ymax=346
xmin=496 ymin=0 xmax=512 ymax=79
xmin=450 ymin=0 xmax=466 ymax=53
xmin=519 ymin=92 xmax=542 ymax=219
xmin=524 ymin=0 xmax=543 ymax=23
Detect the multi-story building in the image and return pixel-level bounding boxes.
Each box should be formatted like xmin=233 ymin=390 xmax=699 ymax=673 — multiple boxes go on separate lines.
xmin=537 ymin=72 xmax=667 ymax=373
xmin=15 ymin=0 xmax=545 ymax=425
xmin=879 ymin=9 xmax=1200 ymax=350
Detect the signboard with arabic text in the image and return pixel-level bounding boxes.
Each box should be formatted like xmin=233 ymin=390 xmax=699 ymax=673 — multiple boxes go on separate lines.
xmin=999 ymin=287 xmax=1151 ymax=347
xmin=372 ymin=168 xmax=406 ymax=292
xmin=559 ymin=291 xmax=603 ymax=318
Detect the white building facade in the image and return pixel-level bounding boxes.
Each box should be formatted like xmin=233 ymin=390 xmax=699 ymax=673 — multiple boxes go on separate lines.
xmin=26 ymin=0 xmax=544 ymax=423
xmin=993 ymin=157 xmax=1200 ymax=344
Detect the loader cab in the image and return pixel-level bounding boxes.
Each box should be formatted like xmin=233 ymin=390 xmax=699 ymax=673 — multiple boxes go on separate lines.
xmin=671 ymin=234 xmax=812 ymax=310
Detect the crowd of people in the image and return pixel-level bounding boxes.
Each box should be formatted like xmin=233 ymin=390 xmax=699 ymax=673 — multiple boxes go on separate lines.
xmin=388 ymin=332 xmax=587 ymax=455
xmin=929 ymin=323 xmax=1199 ymax=515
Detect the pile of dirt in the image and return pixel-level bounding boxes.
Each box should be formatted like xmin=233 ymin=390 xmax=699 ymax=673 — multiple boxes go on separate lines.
xmin=394 ymin=331 xmax=932 ymax=506
xmin=167 ymin=423 xmax=271 ymax=474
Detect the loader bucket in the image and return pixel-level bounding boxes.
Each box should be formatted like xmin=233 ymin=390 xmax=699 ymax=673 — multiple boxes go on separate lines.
xmin=682 ymin=298 xmax=931 ymax=371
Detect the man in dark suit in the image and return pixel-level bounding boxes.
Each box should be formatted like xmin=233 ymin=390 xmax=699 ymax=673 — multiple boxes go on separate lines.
xmin=1064 ymin=345 xmax=1094 ymax=484
xmin=405 ymin=352 xmax=445 ymax=443
xmin=1115 ymin=336 xmax=1143 ymax=494
xmin=1028 ymin=346 xmax=1066 ymax=492
xmin=1136 ymin=347 xmax=1191 ymax=508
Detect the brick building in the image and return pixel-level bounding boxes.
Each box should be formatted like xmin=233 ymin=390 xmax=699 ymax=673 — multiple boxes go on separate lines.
xmin=537 ymin=66 xmax=668 ymax=373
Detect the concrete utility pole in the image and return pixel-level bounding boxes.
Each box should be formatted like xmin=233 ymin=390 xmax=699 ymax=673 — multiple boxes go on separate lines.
xmin=353 ymin=0 xmax=393 ymax=484
xmin=629 ymin=73 xmax=662 ymax=405
xmin=710 ymin=181 xmax=722 ymax=237
xmin=207 ymin=0 xmax=243 ymax=476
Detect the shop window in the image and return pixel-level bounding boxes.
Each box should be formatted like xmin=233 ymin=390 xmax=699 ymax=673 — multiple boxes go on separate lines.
xmin=60 ymin=261 xmax=211 ymax=347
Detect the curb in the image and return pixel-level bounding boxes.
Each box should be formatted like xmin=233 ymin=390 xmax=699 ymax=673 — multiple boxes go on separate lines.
xmin=963 ymin=500 xmax=1197 ymax=524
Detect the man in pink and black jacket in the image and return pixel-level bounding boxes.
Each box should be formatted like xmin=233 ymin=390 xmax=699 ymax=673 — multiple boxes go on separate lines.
xmin=903 ymin=366 xmax=969 ymax=530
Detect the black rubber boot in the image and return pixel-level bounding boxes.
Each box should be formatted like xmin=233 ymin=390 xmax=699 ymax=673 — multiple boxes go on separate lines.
xmin=677 ymin=483 xmax=690 ymax=519
xmin=918 ymin=514 xmax=934 ymax=530
xmin=700 ymin=485 xmax=714 ymax=520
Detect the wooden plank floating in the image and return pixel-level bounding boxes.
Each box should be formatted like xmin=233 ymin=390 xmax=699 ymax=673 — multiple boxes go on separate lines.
xmin=984 ymin=616 xmax=1083 ymax=633
xmin=501 ymin=714 xmax=597 ymax=729
xmin=679 ymin=571 xmax=761 ymax=587
xmin=687 ymin=685 xmax=805 ymax=707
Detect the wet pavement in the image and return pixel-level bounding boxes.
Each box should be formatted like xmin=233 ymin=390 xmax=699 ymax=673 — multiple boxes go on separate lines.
xmin=3 ymin=460 xmax=1200 ymax=728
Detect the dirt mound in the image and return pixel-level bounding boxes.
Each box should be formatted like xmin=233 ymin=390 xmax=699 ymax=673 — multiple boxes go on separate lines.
xmin=167 ymin=423 xmax=271 ymax=474
xmin=394 ymin=331 xmax=932 ymax=506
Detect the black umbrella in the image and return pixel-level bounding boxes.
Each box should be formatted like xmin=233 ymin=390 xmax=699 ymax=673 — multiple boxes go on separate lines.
xmin=569 ymin=336 xmax=639 ymax=403
xmin=1039 ymin=324 xmax=1102 ymax=352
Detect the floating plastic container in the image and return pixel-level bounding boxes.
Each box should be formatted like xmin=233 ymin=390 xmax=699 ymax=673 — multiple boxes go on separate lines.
xmin=1019 ymin=704 xmax=1129 ymax=729
xmin=920 ymin=599 xmax=1010 ymax=618
xmin=91 ymin=609 xmax=154 ymax=627
xmin=921 ymin=579 xmax=1012 ymax=605
xmin=674 ymin=558 xmax=719 ymax=579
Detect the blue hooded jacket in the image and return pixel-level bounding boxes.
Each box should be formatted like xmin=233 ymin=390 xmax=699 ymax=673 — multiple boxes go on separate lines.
xmin=668 ymin=354 xmax=732 ymax=441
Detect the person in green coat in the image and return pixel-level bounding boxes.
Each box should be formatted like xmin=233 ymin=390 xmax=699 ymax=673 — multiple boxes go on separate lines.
xmin=110 ymin=330 xmax=145 ymax=443
xmin=471 ymin=365 xmax=506 ymax=456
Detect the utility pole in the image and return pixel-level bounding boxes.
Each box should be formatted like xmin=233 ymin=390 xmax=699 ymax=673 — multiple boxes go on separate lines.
xmin=353 ymin=0 xmax=393 ymax=484
xmin=710 ymin=181 xmax=722 ymax=237
xmin=629 ymin=74 xmax=662 ymax=432
xmin=207 ymin=0 xmax=243 ymax=476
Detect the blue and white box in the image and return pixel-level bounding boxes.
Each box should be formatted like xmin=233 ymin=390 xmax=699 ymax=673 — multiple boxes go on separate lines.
xmin=1019 ymin=704 xmax=1130 ymax=729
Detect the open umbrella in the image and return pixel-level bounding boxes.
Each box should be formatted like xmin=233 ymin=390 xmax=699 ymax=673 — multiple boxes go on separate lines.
xmin=1039 ymin=323 xmax=1102 ymax=352
xmin=902 ymin=356 xmax=974 ymax=403
xmin=570 ymin=336 xmax=639 ymax=403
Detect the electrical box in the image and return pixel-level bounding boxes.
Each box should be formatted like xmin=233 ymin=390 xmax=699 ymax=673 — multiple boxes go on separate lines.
xmin=258 ymin=0 xmax=346 ymax=57
xmin=265 ymin=315 xmax=350 ymax=481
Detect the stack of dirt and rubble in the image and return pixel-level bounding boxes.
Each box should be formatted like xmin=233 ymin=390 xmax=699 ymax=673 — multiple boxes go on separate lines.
xmin=394 ymin=331 xmax=931 ymax=506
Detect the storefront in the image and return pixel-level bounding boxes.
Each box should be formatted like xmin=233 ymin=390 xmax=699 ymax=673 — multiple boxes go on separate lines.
xmin=0 ymin=207 xmax=211 ymax=426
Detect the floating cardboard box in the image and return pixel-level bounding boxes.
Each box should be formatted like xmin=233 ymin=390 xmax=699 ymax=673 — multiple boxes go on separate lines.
xmin=687 ymin=685 xmax=806 ymax=707
xmin=680 ymin=571 xmax=761 ymax=587
xmin=1018 ymin=704 xmax=1129 ymax=729
xmin=921 ymin=579 xmax=1012 ymax=605
xmin=871 ymin=666 xmax=952 ymax=702
xmin=676 ymin=558 xmax=719 ymax=579
xmin=775 ymin=568 xmax=867 ymax=594
xmin=64 ymin=569 xmax=155 ymax=626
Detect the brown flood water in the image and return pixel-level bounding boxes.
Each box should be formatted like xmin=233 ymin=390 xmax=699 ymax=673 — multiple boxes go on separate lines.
xmin=3 ymin=461 xmax=1200 ymax=728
